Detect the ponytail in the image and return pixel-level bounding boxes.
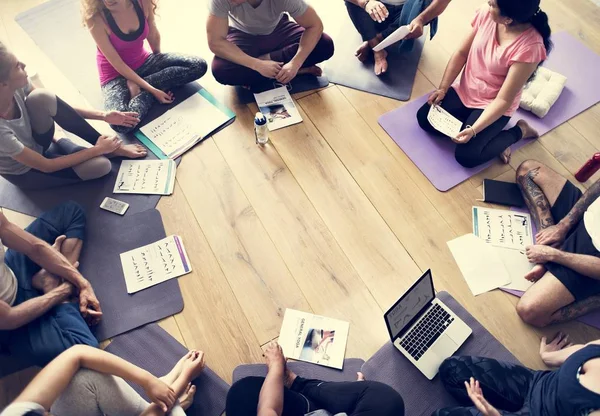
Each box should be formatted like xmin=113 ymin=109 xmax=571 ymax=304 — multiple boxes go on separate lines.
xmin=530 ymin=9 xmax=553 ymax=54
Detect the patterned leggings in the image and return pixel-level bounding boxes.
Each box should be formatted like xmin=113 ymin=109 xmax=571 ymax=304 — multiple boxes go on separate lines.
xmin=101 ymin=52 xmax=207 ymax=134
xmin=433 ymin=357 xmax=535 ymax=416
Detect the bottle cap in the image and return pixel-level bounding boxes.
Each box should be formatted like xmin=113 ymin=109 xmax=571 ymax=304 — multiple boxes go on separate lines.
xmin=254 ymin=112 xmax=267 ymax=126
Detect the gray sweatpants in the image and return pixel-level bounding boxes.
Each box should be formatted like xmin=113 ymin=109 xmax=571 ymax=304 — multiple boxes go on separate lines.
xmin=50 ymin=369 xmax=185 ymax=416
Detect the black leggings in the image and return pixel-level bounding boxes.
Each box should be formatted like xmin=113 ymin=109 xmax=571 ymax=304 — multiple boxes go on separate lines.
xmin=226 ymin=376 xmax=405 ymax=416
xmin=433 ymin=357 xmax=535 ymax=415
xmin=416 ymin=88 xmax=523 ymax=168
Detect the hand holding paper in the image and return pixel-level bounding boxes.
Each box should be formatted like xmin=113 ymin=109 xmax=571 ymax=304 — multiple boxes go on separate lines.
xmin=373 ymin=25 xmax=410 ymax=51
xmin=427 ymin=105 xmax=463 ymax=138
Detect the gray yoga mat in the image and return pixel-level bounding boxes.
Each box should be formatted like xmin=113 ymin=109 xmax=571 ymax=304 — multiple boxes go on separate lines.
xmin=232 ymin=358 xmax=365 ymax=384
xmin=324 ymin=14 xmax=424 ymax=101
xmin=234 ymin=74 xmax=330 ymax=105
xmin=80 ymin=209 xmax=183 ymax=341
xmin=105 ymin=323 xmax=229 ymax=416
xmin=360 ymin=291 xmax=520 ymax=416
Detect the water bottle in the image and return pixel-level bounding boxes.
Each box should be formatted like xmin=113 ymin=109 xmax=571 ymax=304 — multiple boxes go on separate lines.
xmin=575 ymin=152 xmax=600 ymax=182
xmin=254 ymin=112 xmax=269 ymax=145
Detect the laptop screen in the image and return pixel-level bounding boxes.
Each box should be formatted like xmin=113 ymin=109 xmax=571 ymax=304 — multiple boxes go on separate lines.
xmin=384 ymin=270 xmax=435 ymax=340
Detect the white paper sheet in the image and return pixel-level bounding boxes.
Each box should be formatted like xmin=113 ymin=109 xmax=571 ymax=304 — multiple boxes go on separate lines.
xmin=373 ymin=25 xmax=410 ymax=51
xmin=113 ymin=160 xmax=176 ymax=195
xmin=140 ymin=92 xmax=230 ymax=159
xmin=120 ymin=235 xmax=192 ymax=294
xmin=254 ymin=86 xmax=303 ymax=131
xmin=447 ymin=234 xmax=511 ymax=296
xmin=472 ymin=207 xmax=534 ymax=251
xmin=497 ymin=248 xmax=534 ymax=291
xmin=427 ymin=105 xmax=463 ymax=138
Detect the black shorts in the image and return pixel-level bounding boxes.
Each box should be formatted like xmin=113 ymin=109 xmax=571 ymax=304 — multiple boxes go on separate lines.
xmin=545 ymin=181 xmax=600 ymax=301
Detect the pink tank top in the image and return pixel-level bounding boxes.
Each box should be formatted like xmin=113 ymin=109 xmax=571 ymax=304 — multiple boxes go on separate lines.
xmin=96 ymin=0 xmax=152 ymax=85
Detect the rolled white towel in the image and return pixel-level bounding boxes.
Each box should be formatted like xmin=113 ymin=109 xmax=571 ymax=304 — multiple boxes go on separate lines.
xmin=520 ymin=67 xmax=567 ymax=118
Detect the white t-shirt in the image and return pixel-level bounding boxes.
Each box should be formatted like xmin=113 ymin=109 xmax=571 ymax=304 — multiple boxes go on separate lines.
xmin=0 ymin=240 xmax=18 ymax=306
xmin=0 ymin=402 xmax=45 ymax=416
xmin=209 ymin=0 xmax=309 ymax=35
xmin=584 ymin=198 xmax=600 ymax=252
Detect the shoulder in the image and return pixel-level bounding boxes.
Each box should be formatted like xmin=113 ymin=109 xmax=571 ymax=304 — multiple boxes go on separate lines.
xmin=511 ymin=30 xmax=547 ymax=63
xmin=281 ymin=0 xmax=309 ymax=16
xmin=87 ymin=13 xmax=108 ymax=34
xmin=141 ymin=0 xmax=156 ymax=17
xmin=471 ymin=4 xmax=491 ymax=28
xmin=208 ymin=0 xmax=231 ymax=16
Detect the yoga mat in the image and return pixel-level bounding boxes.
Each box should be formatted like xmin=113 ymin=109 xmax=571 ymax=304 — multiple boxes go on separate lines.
xmin=232 ymin=358 xmax=365 ymax=384
xmin=324 ymin=14 xmax=424 ymax=101
xmin=105 ymin=323 xmax=229 ymax=416
xmin=234 ymin=74 xmax=331 ymax=105
xmin=379 ymin=32 xmax=600 ymax=191
xmin=80 ymin=209 xmax=183 ymax=341
xmin=360 ymin=291 xmax=519 ymax=416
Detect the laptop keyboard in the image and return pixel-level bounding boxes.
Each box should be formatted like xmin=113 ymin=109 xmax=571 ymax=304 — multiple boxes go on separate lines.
xmin=399 ymin=304 xmax=454 ymax=361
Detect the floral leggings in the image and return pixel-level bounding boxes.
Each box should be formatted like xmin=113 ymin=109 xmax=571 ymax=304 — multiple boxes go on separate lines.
xmin=101 ymin=52 xmax=207 ymax=134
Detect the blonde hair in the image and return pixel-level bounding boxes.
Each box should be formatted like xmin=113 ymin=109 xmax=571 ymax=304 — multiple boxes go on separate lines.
xmin=81 ymin=0 xmax=158 ymax=27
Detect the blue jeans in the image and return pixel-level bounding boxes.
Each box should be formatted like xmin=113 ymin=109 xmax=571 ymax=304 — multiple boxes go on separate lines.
xmin=0 ymin=201 xmax=98 ymax=366
xmin=346 ymin=1 xmax=405 ymax=42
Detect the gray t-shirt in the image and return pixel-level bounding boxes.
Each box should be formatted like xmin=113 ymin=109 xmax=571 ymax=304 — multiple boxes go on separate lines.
xmin=0 ymin=84 xmax=42 ymax=175
xmin=209 ymin=0 xmax=309 ymax=35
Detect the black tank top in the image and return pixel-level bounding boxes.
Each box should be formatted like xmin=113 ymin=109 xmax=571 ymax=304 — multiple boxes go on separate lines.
xmin=103 ymin=0 xmax=145 ymax=42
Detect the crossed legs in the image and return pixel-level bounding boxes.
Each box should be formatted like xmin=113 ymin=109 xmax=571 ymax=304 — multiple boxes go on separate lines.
xmin=515 ymin=160 xmax=600 ymax=327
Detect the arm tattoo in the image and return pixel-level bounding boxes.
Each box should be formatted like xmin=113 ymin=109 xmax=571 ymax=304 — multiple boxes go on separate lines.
xmin=550 ymin=295 xmax=600 ymax=324
xmin=562 ymin=179 xmax=600 ymax=228
xmin=517 ymin=167 xmax=555 ymax=231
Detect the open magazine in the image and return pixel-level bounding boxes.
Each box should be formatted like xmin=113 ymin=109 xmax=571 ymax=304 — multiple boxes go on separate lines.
xmin=278 ymin=309 xmax=349 ymax=369
xmin=254 ymin=86 xmax=303 ymax=131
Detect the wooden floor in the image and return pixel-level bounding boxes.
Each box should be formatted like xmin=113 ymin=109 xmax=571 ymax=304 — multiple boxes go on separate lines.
xmin=2 ymin=0 xmax=600 ymax=409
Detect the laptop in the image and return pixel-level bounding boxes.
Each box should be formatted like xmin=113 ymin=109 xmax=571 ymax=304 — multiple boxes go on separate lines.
xmin=384 ymin=269 xmax=472 ymax=379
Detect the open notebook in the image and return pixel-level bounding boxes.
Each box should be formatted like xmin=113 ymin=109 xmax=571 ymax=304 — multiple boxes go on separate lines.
xmin=134 ymin=88 xmax=235 ymax=159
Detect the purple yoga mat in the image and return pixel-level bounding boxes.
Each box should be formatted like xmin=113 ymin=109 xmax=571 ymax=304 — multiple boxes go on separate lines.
xmin=105 ymin=323 xmax=229 ymax=416
xmin=80 ymin=209 xmax=184 ymax=341
xmin=233 ymin=358 xmax=365 ymax=384
xmin=360 ymin=291 xmax=520 ymax=415
xmin=379 ymin=32 xmax=600 ymax=191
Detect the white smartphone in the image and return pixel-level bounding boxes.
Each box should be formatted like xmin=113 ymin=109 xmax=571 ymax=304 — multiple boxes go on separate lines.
xmin=100 ymin=197 xmax=129 ymax=216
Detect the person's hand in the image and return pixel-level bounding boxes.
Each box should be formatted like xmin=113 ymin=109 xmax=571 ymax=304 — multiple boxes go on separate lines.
xmin=181 ymin=350 xmax=206 ymax=380
xmin=103 ymin=111 xmax=140 ymax=128
xmin=94 ymin=135 xmax=122 ymax=155
xmin=525 ymin=244 xmax=559 ymax=264
xmin=151 ymin=88 xmax=174 ymax=104
xmin=427 ymin=88 xmax=447 ymax=105
xmin=78 ymin=283 xmax=103 ymax=325
xmin=264 ymin=341 xmax=286 ymax=370
xmin=365 ymin=1 xmax=389 ymax=23
xmin=453 ymin=127 xmax=476 ymax=144
xmin=536 ymin=223 xmax=568 ymax=247
xmin=465 ymin=378 xmax=501 ymax=416
xmin=406 ymin=17 xmax=424 ymax=40
xmin=50 ymin=282 xmax=74 ymax=302
xmin=540 ymin=332 xmax=572 ymax=366
xmin=255 ymin=60 xmax=284 ymax=79
xmin=276 ymin=61 xmax=301 ymax=85
xmin=144 ymin=376 xmax=176 ymax=412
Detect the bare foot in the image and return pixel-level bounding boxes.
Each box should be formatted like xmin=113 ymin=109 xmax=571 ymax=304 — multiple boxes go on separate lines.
xmin=110 ymin=143 xmax=148 ymax=159
xmin=284 ymin=367 xmax=297 ymax=389
xmin=516 ymin=119 xmax=539 ymax=140
xmin=374 ymin=49 xmax=388 ymax=76
xmin=182 ymin=350 xmax=206 ymax=381
xmin=179 ymin=383 xmax=197 ymax=411
xmin=127 ymin=80 xmax=142 ymax=99
xmin=161 ymin=351 xmax=193 ymax=386
xmin=525 ymin=264 xmax=546 ymax=282
xmin=500 ymin=147 xmax=512 ymax=164
xmin=357 ymin=372 xmax=365 ymax=381
xmin=297 ymin=66 xmax=323 ymax=77
xmin=355 ymin=41 xmax=372 ymax=62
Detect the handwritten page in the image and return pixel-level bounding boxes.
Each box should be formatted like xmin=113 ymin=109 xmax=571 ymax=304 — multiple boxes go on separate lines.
xmin=120 ymin=235 xmax=192 ymax=294
xmin=447 ymin=234 xmax=511 ymax=296
xmin=140 ymin=92 xmax=230 ymax=159
xmin=114 ymin=160 xmax=176 ymax=195
xmin=472 ymin=207 xmax=534 ymax=250
xmin=427 ymin=105 xmax=463 ymax=138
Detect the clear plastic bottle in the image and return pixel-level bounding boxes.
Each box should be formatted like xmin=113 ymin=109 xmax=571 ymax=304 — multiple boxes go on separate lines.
xmin=254 ymin=112 xmax=269 ymax=145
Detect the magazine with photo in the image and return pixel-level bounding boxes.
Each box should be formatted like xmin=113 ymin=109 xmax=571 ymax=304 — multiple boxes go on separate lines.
xmin=278 ymin=309 xmax=349 ymax=370
xmin=254 ymin=86 xmax=303 ymax=131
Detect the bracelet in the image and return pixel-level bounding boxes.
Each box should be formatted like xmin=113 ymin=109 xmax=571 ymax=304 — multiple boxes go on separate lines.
xmin=466 ymin=125 xmax=477 ymax=137
xmin=362 ymin=0 xmax=371 ymax=9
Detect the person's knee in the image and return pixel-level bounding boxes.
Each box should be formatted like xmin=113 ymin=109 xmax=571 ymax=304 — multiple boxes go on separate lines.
xmin=366 ymin=382 xmax=405 ymax=415
xmin=74 ymin=156 xmax=112 ymax=181
xmin=454 ymin=147 xmax=481 ymax=169
xmin=516 ymin=298 xmax=551 ymax=327
xmin=416 ymin=104 xmax=433 ymax=131
xmin=111 ymin=123 xmax=135 ymax=134
xmin=316 ymin=34 xmax=335 ymax=61
xmin=25 ymin=88 xmax=57 ymax=115
xmin=226 ymin=377 xmax=264 ymax=415
xmin=58 ymin=200 xmax=87 ymax=225
xmin=438 ymin=357 xmax=465 ymax=387
xmin=190 ymin=57 xmax=208 ymax=79
xmin=516 ymin=159 xmax=543 ymax=180
xmin=211 ymin=58 xmax=232 ymax=86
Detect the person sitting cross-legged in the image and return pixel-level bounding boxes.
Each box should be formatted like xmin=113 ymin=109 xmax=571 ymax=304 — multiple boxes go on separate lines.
xmin=0 ymin=201 xmax=102 ymax=366
xmin=514 ymin=159 xmax=600 ymax=327
xmin=208 ymin=0 xmax=335 ymax=89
